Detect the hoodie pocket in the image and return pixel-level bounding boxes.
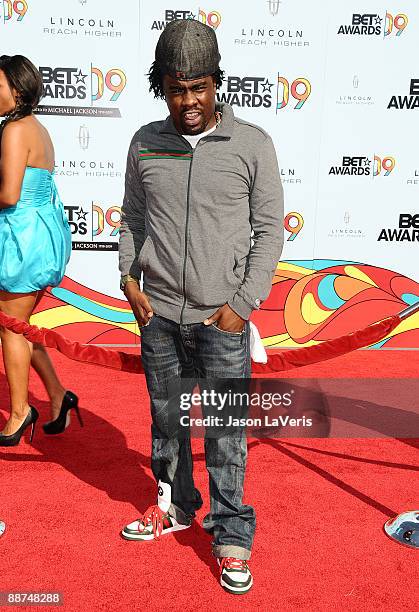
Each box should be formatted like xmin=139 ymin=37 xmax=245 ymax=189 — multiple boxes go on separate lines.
xmin=139 ymin=235 xmax=181 ymax=296
xmin=186 ymin=243 xmax=241 ymax=307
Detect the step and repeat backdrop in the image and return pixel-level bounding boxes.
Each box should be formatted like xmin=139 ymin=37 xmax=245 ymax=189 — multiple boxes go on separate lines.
xmin=2 ymin=0 xmax=418 ymax=348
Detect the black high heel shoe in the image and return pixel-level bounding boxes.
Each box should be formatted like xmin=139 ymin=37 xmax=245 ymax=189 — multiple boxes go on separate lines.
xmin=42 ymin=391 xmax=83 ymax=435
xmin=0 ymin=406 xmax=39 ymax=447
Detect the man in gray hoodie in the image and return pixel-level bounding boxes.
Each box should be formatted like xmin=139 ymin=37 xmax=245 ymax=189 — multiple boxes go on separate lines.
xmin=119 ymin=19 xmax=283 ymax=594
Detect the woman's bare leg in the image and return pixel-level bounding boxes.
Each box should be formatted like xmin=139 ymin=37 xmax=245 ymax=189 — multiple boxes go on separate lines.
xmin=29 ymin=291 xmax=66 ymax=420
xmin=0 ymin=290 xmax=37 ymax=435
xmin=31 ymin=343 xmax=65 ymax=420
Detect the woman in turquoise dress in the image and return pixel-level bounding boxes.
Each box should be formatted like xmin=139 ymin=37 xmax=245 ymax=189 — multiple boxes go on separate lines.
xmin=0 ymin=55 xmax=82 ymax=446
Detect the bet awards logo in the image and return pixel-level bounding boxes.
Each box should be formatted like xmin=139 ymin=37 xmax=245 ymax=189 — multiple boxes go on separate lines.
xmin=151 ymin=9 xmax=193 ymax=30
xmin=37 ymin=65 xmax=126 ymax=118
xmin=217 ymin=76 xmax=273 ymax=108
xmin=217 ymin=74 xmax=311 ymax=112
xmin=337 ymin=12 xmax=408 ymax=37
xmin=378 ymin=214 xmax=419 ymax=242
xmin=284 ymin=212 xmax=304 ymax=241
xmin=198 ymin=8 xmax=221 ymax=29
xmin=329 ymin=155 xmax=395 ymax=177
xmin=276 ymin=76 xmax=311 ymax=111
xmin=40 ymin=67 xmax=88 ymax=100
xmin=151 ymin=8 xmax=221 ymax=31
xmin=330 ymin=156 xmax=372 ymax=176
xmin=2 ymin=0 xmax=28 ymax=22
xmin=388 ymin=79 xmax=419 ymax=110
xmin=373 ymin=156 xmax=396 ymax=177
xmin=65 ymin=202 xmax=121 ymax=251
xmin=66 ymin=205 xmax=88 ymax=237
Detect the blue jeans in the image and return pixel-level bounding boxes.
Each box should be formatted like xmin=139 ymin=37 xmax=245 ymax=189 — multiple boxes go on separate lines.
xmin=140 ymin=314 xmax=255 ymax=560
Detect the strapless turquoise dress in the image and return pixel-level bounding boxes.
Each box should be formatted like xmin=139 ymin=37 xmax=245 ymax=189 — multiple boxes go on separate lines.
xmin=0 ymin=167 xmax=71 ymax=293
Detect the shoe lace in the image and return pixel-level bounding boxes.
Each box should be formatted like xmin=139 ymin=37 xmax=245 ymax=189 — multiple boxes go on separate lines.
xmin=138 ymin=505 xmax=167 ymax=539
xmin=220 ymin=557 xmax=248 ymax=572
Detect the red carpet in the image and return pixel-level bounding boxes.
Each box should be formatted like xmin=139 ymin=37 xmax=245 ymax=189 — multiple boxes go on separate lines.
xmin=0 ymin=349 xmax=418 ymax=611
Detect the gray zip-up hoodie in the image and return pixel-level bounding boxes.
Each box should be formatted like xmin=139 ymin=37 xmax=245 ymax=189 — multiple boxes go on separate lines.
xmin=119 ymin=103 xmax=284 ymax=324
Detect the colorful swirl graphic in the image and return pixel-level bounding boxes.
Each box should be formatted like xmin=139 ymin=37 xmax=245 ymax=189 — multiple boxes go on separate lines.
xmin=32 ymin=277 xmax=138 ymax=345
xmin=32 ymin=261 xmax=419 ymax=348
xmin=251 ymin=260 xmax=419 ymax=348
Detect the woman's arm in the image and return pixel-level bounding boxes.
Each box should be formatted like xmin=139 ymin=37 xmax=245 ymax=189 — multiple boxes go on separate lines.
xmin=0 ymin=121 xmax=28 ymax=208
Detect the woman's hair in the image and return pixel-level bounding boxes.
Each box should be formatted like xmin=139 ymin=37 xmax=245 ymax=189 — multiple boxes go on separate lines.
xmin=0 ymin=54 xmax=43 ymax=123
xmin=147 ymin=61 xmax=225 ymax=99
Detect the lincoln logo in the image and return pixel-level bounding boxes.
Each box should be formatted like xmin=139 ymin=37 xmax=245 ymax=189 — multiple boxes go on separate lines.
xmin=78 ymin=125 xmax=90 ymax=150
xmin=267 ymin=0 xmax=281 ymax=16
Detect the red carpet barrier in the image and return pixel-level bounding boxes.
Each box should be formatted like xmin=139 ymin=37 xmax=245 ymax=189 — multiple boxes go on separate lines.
xmin=251 ymin=316 xmax=400 ymax=373
xmin=0 ymin=311 xmax=143 ymax=373
xmin=0 ymin=311 xmax=401 ymax=374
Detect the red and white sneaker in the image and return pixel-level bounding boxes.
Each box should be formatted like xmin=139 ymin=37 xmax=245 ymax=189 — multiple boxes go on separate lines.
xmin=121 ymin=480 xmax=191 ymax=541
xmin=121 ymin=505 xmax=191 ymax=541
xmin=218 ymin=557 xmax=253 ymax=595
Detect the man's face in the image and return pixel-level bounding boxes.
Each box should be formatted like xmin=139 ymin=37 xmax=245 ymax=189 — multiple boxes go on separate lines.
xmin=163 ymin=74 xmax=217 ymax=135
